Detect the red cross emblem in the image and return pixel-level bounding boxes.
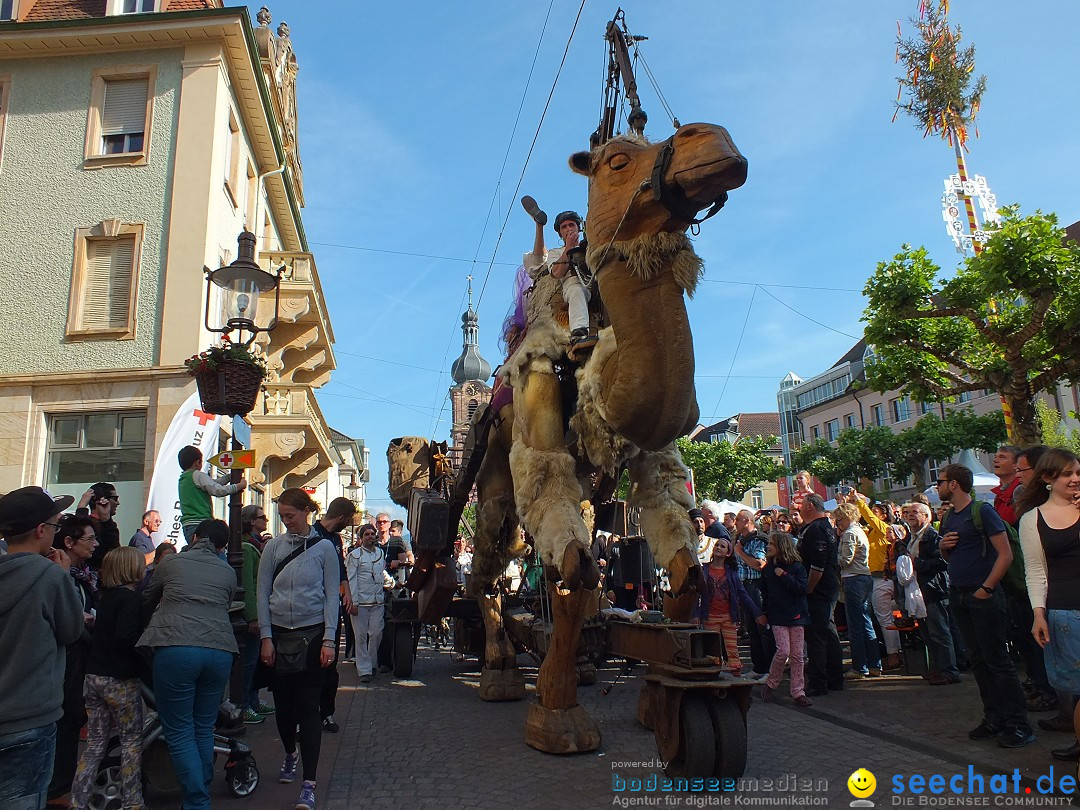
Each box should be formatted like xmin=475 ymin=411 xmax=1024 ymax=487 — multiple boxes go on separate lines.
xmin=192 ymin=409 xmax=215 ymax=426
xmin=218 ymin=453 xmax=233 ymax=467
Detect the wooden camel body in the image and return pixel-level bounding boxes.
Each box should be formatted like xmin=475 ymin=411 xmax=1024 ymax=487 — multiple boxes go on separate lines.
xmin=470 ymin=123 xmax=748 ymax=753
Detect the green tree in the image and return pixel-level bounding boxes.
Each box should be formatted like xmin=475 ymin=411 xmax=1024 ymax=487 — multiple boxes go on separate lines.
xmin=862 ymin=209 xmax=1080 ymax=446
xmin=677 ymin=436 xmax=786 ymax=502
xmin=1036 ymin=401 xmax=1080 ymax=455
xmin=891 ymin=410 xmax=1007 ymax=490
xmin=791 ymin=427 xmax=897 ymax=493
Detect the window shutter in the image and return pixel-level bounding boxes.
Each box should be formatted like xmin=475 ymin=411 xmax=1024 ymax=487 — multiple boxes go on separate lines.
xmin=101 ymin=79 xmax=147 ymax=136
xmin=80 ymin=238 xmax=135 ymax=331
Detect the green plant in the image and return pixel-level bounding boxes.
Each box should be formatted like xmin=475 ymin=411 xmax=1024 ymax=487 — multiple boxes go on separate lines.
xmin=184 ymin=340 xmax=268 ymax=380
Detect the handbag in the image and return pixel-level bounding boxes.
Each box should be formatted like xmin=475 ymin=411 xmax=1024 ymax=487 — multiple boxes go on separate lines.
xmin=273 ymin=625 xmax=321 ymax=675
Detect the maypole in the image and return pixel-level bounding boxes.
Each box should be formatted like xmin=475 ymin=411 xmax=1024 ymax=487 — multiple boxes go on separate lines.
xmin=894 ymin=0 xmax=1017 ymax=442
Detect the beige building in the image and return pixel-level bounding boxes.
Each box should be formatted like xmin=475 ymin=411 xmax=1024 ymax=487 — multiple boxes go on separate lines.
xmin=687 ymin=412 xmax=783 ymax=510
xmin=0 ymin=1 xmax=353 ymax=537
xmin=779 ymin=339 xmax=1080 ymax=501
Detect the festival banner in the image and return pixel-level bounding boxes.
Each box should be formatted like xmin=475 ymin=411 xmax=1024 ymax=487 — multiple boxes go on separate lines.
xmin=145 ymin=391 xmax=222 ymax=548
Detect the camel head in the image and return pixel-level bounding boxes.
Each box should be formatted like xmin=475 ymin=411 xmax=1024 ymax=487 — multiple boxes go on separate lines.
xmin=567 ymin=123 xmax=746 ymax=451
xmin=569 ymin=123 xmax=747 ymax=242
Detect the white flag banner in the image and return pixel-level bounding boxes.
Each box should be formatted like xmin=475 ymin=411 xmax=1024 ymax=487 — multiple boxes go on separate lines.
xmin=146 ymin=390 xmax=221 ymax=548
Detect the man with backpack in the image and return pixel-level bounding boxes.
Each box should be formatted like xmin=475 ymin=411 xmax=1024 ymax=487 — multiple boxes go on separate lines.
xmin=937 ymin=463 xmax=1034 ymax=748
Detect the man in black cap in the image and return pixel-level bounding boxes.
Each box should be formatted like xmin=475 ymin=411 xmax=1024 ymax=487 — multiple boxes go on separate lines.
xmin=0 ymin=487 xmax=85 ymax=809
xmin=521 ymin=196 xmax=596 ymax=355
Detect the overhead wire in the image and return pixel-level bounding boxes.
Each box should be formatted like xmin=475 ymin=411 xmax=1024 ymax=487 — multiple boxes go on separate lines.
xmin=474 ymin=0 xmax=588 ymax=310
xmin=421 ymin=0 xmax=561 ymax=444
xmin=756 ymin=285 xmax=861 ymax=339
xmin=710 ymin=285 xmax=757 ymax=419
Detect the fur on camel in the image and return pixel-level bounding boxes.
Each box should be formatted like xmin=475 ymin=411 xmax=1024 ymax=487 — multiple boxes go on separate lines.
xmin=586 ymin=230 xmax=704 ymax=297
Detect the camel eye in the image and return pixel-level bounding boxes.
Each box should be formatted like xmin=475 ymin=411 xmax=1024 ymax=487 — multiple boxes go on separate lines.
xmin=608 ymin=153 xmax=630 ymax=170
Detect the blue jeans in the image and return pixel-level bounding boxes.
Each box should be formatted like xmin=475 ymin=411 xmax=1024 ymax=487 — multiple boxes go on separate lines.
xmin=153 ymin=646 xmax=233 ymax=810
xmin=843 ymin=575 xmax=880 ymax=673
xmin=0 ymin=722 xmax=56 ymax=810
xmin=920 ymin=599 xmax=959 ymax=679
xmin=950 ymin=587 xmax=1031 ymax=733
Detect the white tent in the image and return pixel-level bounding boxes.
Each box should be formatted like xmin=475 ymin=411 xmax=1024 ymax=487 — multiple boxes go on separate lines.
xmin=922 ymin=448 xmax=998 ymax=506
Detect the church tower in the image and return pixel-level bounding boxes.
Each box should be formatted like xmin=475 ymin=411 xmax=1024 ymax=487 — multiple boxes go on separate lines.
xmin=449 ymin=277 xmax=493 ymax=466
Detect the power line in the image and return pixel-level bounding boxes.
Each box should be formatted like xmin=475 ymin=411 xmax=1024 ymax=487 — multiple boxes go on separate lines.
xmin=756 ymin=285 xmax=861 ymax=340
xmin=711 ymin=285 xmax=757 ymax=417
xmin=474 ymin=0 xmax=588 ymax=311
xmin=700 ymin=278 xmax=862 ymax=293
xmin=334 ymin=349 xmax=442 ymax=375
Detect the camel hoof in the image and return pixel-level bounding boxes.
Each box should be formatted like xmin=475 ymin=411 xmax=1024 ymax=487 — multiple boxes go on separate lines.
xmin=560 ymin=545 xmax=601 ymax=591
xmin=667 ymin=546 xmax=704 ymax=596
xmin=525 ymin=703 xmax=601 ymax=754
xmin=478 ymin=666 xmax=527 ymax=702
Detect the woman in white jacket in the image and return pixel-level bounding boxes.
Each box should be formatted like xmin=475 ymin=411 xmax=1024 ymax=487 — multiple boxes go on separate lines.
xmin=345 ymin=523 xmax=394 ymax=684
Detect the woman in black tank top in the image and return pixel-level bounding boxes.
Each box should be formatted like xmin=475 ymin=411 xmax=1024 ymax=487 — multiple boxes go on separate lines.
xmin=1017 ymin=447 xmax=1080 ymax=768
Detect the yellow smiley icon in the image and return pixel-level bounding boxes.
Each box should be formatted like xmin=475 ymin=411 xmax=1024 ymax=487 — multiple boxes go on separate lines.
xmin=847 ymin=768 xmax=876 ymax=798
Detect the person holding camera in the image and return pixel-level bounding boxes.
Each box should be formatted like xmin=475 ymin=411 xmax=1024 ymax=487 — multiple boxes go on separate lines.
xmin=75 ymin=482 xmax=120 ymax=572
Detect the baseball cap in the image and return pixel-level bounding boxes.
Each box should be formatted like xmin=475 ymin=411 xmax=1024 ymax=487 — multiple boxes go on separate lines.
xmin=0 ymin=486 xmax=75 ymax=537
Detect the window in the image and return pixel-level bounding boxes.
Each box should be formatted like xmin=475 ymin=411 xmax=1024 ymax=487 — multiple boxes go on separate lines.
xmin=0 ymin=1 xmax=15 ymax=21
xmin=66 ymin=221 xmax=143 ymax=339
xmin=0 ymin=76 xmax=9 ymax=168
xmin=107 ymin=0 xmax=157 ymax=13
xmin=919 ymin=401 xmax=935 ymax=416
xmin=872 ymin=404 xmax=885 ymax=427
xmin=245 ymin=161 xmax=257 ymax=227
xmin=826 ymin=419 xmax=840 ymax=442
xmin=46 ymin=411 xmax=146 ymax=508
xmin=927 ymin=458 xmax=941 ymax=483
xmin=84 ymin=67 xmax=155 ymax=166
xmin=891 ymin=396 xmax=911 ymax=423
xmin=881 ymin=464 xmax=893 ymax=493
xmin=750 ymin=489 xmax=764 ymax=510
xmin=957 ymin=390 xmax=972 ymax=404
xmin=812 ymin=425 xmax=820 ymax=440
xmin=844 ymin=413 xmax=855 ymax=429
xmin=224 ymin=111 xmax=240 ymax=207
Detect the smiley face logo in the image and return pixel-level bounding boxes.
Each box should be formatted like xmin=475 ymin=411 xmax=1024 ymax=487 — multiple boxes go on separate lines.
xmin=847 ymin=768 xmax=876 ymax=798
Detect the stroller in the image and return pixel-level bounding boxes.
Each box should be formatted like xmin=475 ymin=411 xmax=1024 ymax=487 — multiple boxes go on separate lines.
xmin=90 ymin=683 xmax=259 ymax=809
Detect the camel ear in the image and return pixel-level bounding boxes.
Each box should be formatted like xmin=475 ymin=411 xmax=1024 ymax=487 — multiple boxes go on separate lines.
xmin=569 ymin=151 xmax=592 ymax=176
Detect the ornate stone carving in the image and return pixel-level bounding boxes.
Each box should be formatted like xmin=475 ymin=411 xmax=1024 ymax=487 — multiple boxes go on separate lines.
xmin=256 ymin=6 xmax=271 ymax=27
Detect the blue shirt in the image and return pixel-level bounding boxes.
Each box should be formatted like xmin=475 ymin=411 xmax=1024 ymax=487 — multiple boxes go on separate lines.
xmin=942 ymin=500 xmax=1007 ymax=589
xmin=735 ymin=532 xmax=767 ymax=581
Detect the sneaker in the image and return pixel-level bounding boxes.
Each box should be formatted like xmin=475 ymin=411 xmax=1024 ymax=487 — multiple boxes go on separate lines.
xmin=750 ymin=671 xmax=769 ymax=682
xmin=359 ymin=673 xmax=372 ymax=684
xmin=793 ymin=695 xmax=814 ymax=707
xmin=759 ymin=684 xmax=775 ymax=703
xmin=322 ymin=716 xmax=339 ymax=733
xmin=343 ymin=656 xmax=355 ymax=664
xmin=1027 ymin=692 xmax=1059 ymax=713
xmin=997 ymin=729 xmax=1036 ymax=749
xmin=867 ymin=668 xmax=882 ymax=677
xmin=279 ymin=752 xmax=298 ymax=784
xmin=1040 ymin=713 xmax=1075 ymax=733
xmin=843 ymin=670 xmax=866 ymax=681
xmin=569 ymin=328 xmax=598 ymax=354
xmin=968 ymin=721 xmax=1003 ymax=741
xmin=296 ymin=780 xmax=316 ymax=810
xmin=520 ymin=196 xmax=548 ymax=226
xmin=255 ymin=702 xmax=276 ymax=715
xmin=241 ymin=708 xmax=264 ymax=724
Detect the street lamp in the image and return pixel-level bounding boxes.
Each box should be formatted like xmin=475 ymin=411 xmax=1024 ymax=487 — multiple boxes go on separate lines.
xmin=203 ymin=230 xmax=283 ymax=346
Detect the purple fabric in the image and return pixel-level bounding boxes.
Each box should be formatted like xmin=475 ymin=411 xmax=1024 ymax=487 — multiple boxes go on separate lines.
xmin=500 ymin=265 xmax=533 ymax=354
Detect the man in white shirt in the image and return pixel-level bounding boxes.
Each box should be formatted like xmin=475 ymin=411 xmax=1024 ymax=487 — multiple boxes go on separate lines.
xmin=345 ymin=524 xmax=394 ymax=683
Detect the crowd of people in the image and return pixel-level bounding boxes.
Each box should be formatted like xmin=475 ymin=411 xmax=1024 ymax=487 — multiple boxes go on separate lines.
xmin=2 ymin=438 xmax=1079 ymax=808
xmin=0 ymin=442 xmax=417 ymax=810
xmin=688 ymin=446 xmax=1080 ymax=763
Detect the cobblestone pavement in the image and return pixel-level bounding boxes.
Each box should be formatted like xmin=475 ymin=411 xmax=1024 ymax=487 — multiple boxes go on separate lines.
xmin=214 ymin=636 xmax=1080 ymax=810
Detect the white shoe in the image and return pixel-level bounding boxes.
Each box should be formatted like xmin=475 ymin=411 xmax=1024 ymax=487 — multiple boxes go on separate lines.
xmin=750 ymin=671 xmax=769 ymax=682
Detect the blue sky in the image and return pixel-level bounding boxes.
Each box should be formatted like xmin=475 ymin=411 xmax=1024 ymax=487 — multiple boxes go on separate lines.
xmin=252 ymin=1 xmax=1080 ymax=515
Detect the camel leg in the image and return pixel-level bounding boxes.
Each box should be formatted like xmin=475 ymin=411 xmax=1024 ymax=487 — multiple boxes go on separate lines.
xmin=525 ymin=578 xmax=602 ymax=753
xmin=510 ymin=358 xmax=600 ymax=752
xmin=627 ymin=443 xmax=704 ymax=622
xmin=472 ymin=410 xmax=526 ymax=701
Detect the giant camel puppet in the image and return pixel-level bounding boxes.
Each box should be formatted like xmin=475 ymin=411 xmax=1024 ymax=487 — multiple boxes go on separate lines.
xmin=467 ymin=122 xmax=748 ymax=753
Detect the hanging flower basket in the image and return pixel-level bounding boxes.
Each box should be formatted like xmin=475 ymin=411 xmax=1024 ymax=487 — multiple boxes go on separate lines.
xmin=185 ymin=343 xmax=269 ymax=416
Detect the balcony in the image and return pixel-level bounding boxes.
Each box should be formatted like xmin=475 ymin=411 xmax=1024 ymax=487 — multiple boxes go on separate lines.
xmin=249 ymin=383 xmax=336 ymax=496
xmin=255 ymin=250 xmax=336 ymax=389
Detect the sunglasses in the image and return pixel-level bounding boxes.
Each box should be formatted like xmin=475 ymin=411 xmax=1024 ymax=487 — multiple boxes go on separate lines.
xmin=936 ymin=479 xmax=951 ymax=485
xmin=1016 ymin=466 xmax=1033 ymax=473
